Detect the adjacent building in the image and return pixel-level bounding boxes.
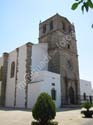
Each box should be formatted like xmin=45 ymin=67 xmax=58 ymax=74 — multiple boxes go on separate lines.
xmin=80 ymin=79 xmax=93 ymax=103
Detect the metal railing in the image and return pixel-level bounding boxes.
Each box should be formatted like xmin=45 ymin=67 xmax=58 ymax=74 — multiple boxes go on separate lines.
xmin=61 ymin=95 xmax=93 ymax=105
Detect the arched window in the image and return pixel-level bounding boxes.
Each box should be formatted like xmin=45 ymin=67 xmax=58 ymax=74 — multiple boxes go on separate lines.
xmin=83 ymin=93 xmax=86 ymax=100
xmin=0 ymin=66 xmax=3 ymax=81
xmin=62 ymin=22 xmax=66 ymax=31
xmin=10 ymin=61 xmax=15 ymax=78
xmin=43 ymin=24 xmax=46 ymax=33
xmin=62 ymin=21 xmax=71 ymax=33
xmin=51 ymin=89 xmax=56 ymax=100
xmin=50 ymin=21 xmax=53 ymax=30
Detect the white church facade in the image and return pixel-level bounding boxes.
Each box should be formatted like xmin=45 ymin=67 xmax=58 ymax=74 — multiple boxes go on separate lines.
xmin=0 ymin=43 xmax=61 ymax=109
xmin=0 ymin=14 xmax=93 ymax=109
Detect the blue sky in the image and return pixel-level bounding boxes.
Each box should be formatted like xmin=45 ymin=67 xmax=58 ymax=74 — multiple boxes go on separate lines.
xmin=0 ymin=0 xmax=93 ymax=87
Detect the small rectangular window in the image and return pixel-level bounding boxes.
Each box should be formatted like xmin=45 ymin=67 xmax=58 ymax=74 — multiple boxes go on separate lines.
xmin=52 ymin=83 xmax=55 ymax=86
xmin=67 ymin=44 xmax=70 ymax=49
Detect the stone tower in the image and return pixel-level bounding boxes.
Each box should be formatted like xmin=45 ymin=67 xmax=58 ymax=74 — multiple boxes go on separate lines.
xmin=39 ymin=14 xmax=80 ymax=105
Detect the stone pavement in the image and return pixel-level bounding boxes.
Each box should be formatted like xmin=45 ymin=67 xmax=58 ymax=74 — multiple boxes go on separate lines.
xmin=55 ymin=108 xmax=93 ymax=125
xmin=0 ymin=108 xmax=93 ymax=125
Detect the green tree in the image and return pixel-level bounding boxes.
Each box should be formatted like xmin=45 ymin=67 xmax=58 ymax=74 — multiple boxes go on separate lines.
xmin=32 ymin=92 xmax=56 ymax=124
xmin=71 ymin=0 xmax=93 ymax=13
xmin=71 ymin=0 xmax=93 ymax=27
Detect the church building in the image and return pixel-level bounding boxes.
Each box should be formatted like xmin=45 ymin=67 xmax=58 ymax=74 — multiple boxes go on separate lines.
xmin=0 ymin=14 xmax=80 ymax=109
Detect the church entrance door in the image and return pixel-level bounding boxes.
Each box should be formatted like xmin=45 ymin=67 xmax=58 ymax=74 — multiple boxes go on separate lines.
xmin=69 ymin=87 xmax=75 ymax=104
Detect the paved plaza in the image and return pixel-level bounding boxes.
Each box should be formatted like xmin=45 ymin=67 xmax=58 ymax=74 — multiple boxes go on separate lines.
xmin=0 ymin=108 xmax=93 ymax=125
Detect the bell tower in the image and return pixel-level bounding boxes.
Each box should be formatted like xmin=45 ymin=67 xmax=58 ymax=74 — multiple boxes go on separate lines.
xmin=39 ymin=14 xmax=80 ymax=105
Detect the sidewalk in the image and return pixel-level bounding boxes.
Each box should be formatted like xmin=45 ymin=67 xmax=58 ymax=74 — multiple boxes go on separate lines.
xmin=55 ymin=108 xmax=93 ymax=125
xmin=0 ymin=108 xmax=93 ymax=125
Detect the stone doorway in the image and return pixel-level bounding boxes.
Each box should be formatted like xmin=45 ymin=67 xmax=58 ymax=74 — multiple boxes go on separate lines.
xmin=69 ymin=87 xmax=75 ymax=104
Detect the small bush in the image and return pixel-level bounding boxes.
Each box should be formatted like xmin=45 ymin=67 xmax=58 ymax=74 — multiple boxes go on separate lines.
xmin=81 ymin=102 xmax=93 ymax=118
xmin=82 ymin=102 xmax=93 ymax=110
xmin=32 ymin=93 xmax=56 ymax=123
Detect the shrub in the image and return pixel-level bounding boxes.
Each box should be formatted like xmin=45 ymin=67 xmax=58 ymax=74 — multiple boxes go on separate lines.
xmin=81 ymin=102 xmax=93 ymax=118
xmin=32 ymin=92 xmax=56 ymax=123
xmin=81 ymin=102 xmax=93 ymax=111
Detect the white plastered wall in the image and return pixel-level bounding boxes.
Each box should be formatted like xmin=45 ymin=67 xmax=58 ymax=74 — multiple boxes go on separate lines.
xmin=15 ymin=45 xmax=27 ymax=108
xmin=5 ymin=50 xmax=17 ymax=107
xmin=41 ymin=71 xmax=61 ymax=108
xmin=0 ymin=57 xmax=3 ymax=97
xmin=80 ymin=79 xmax=93 ymax=96
xmin=31 ymin=43 xmax=48 ymax=72
xmin=27 ymin=71 xmax=61 ymax=109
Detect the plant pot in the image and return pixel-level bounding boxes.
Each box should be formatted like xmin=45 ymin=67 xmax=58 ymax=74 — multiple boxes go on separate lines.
xmin=31 ymin=121 xmax=58 ymax=125
xmin=81 ymin=110 xmax=93 ymax=118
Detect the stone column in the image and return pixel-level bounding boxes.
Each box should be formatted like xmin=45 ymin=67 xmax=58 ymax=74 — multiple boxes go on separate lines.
xmin=1 ymin=53 xmax=8 ymax=106
xmin=14 ymin=48 xmax=19 ymax=107
xmin=25 ymin=43 xmax=32 ymax=108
